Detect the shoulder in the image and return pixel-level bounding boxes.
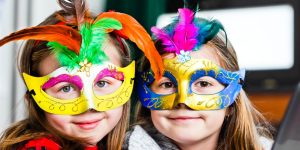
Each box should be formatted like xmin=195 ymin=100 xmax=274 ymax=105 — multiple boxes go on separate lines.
xmin=259 ymin=136 xmax=274 ymax=150
xmin=20 ymin=137 xmax=60 ymax=150
xmin=124 ymin=125 xmax=162 ymax=150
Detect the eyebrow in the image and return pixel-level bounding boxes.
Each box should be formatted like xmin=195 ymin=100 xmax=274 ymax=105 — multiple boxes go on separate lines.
xmin=42 ymin=74 xmax=83 ymax=90
xmin=95 ymin=68 xmax=124 ymax=81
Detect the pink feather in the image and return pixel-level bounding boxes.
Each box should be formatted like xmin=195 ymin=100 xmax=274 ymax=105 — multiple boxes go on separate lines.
xmin=173 ymin=8 xmax=198 ymax=53
xmin=151 ymin=27 xmax=178 ymax=53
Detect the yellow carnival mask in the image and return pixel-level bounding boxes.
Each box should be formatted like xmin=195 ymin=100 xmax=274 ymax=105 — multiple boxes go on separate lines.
xmin=23 ymin=61 xmax=135 ymax=115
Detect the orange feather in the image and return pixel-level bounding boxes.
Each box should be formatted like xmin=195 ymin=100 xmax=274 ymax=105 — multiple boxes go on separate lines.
xmin=96 ymin=12 xmax=164 ymax=79
xmin=0 ymin=25 xmax=81 ymax=54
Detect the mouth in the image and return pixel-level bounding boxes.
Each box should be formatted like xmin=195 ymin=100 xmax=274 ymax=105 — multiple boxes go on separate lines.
xmin=168 ymin=116 xmax=202 ymax=120
xmin=73 ymin=119 xmax=102 ymax=130
xmin=167 ymin=115 xmax=204 ymax=124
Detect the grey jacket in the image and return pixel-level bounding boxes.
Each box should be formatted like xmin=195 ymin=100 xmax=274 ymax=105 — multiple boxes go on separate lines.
xmin=123 ymin=125 xmax=273 ymax=150
xmin=123 ymin=125 xmax=179 ymax=150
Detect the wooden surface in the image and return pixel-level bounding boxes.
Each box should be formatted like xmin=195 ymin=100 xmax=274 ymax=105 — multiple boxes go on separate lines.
xmin=248 ymin=92 xmax=292 ymax=126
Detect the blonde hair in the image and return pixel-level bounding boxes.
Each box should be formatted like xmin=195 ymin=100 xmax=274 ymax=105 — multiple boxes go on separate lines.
xmin=0 ymin=10 xmax=130 ymax=150
xmin=209 ymin=34 xmax=273 ymax=150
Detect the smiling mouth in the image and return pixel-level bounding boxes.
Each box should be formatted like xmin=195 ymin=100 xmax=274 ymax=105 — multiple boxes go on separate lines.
xmin=168 ymin=116 xmax=203 ymax=122
xmin=74 ymin=120 xmax=101 ymax=130
xmin=169 ymin=117 xmax=200 ymax=120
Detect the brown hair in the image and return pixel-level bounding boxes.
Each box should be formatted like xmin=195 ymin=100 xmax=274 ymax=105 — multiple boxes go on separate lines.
xmin=0 ymin=10 xmax=130 ymax=150
xmin=134 ymin=23 xmax=273 ymax=150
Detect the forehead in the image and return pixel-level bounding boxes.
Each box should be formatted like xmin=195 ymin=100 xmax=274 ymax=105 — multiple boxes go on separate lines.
xmin=102 ymin=38 xmax=122 ymax=67
xmin=190 ymin=44 xmax=221 ymax=66
xmin=39 ymin=54 xmax=60 ymax=76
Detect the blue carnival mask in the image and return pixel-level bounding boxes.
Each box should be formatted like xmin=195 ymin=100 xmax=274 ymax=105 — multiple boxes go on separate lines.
xmin=137 ymin=57 xmax=245 ymax=110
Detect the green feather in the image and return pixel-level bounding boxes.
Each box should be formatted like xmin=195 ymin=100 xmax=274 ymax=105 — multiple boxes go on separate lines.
xmin=47 ymin=18 xmax=122 ymax=70
xmin=47 ymin=41 xmax=79 ymax=70
xmin=79 ymin=18 xmax=122 ymax=65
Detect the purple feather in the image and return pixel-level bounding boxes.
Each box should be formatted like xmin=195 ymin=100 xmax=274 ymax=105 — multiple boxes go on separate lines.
xmin=173 ymin=8 xmax=198 ymax=54
xmin=151 ymin=27 xmax=178 ymax=53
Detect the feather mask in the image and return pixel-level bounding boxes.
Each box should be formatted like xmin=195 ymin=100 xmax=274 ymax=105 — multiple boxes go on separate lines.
xmin=151 ymin=8 xmax=225 ymax=62
xmin=0 ymin=0 xmax=164 ymax=79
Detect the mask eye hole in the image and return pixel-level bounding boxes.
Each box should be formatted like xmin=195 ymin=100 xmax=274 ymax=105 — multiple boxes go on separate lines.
xmin=150 ymin=77 xmax=176 ymax=95
xmin=42 ymin=74 xmax=83 ymax=100
xmin=191 ymin=76 xmax=225 ymax=94
xmin=93 ymin=76 xmax=123 ymax=96
xmin=93 ymin=68 xmax=124 ymax=96
xmin=44 ymin=82 xmax=81 ymax=100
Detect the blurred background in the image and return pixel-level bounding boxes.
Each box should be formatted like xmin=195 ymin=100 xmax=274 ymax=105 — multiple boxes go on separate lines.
xmin=0 ymin=0 xmax=299 ymax=134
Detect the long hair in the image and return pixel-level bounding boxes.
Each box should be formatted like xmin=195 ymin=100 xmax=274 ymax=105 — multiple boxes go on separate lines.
xmin=208 ymin=34 xmax=273 ymax=150
xmin=0 ymin=10 xmax=131 ymax=150
xmin=134 ymin=18 xmax=273 ymax=150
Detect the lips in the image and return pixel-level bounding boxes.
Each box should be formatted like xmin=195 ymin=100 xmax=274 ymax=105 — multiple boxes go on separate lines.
xmin=169 ymin=116 xmax=201 ymax=120
xmin=73 ymin=119 xmax=101 ymax=130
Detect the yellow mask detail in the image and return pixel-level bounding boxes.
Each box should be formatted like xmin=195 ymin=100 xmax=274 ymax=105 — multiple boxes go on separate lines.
xmin=23 ymin=61 xmax=135 ymax=115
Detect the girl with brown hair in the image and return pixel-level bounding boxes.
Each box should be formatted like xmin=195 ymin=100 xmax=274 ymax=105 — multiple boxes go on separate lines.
xmin=0 ymin=0 xmax=162 ymax=149
xmin=124 ymin=7 xmax=274 ymax=150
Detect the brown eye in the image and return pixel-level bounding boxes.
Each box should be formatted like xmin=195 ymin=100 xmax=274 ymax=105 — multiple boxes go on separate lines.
xmin=197 ymin=81 xmax=212 ymax=87
xmin=150 ymin=77 xmax=176 ymax=95
xmin=160 ymin=82 xmax=175 ymax=88
xmin=192 ymin=76 xmax=225 ymax=95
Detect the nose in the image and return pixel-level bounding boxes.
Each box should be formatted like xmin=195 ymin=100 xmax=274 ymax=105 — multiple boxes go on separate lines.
xmin=174 ymin=103 xmax=191 ymax=110
xmin=87 ymin=108 xmax=98 ymax=112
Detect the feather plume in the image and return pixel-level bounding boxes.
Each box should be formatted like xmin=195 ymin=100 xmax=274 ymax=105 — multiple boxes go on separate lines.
xmin=57 ymin=0 xmax=90 ymax=28
xmin=47 ymin=42 xmax=79 ymax=70
xmin=96 ymin=12 xmax=164 ymax=79
xmin=0 ymin=25 xmax=81 ymax=54
xmin=151 ymin=8 xmax=198 ymax=55
xmin=46 ymin=18 xmax=122 ymax=70
xmin=173 ymin=8 xmax=198 ymax=53
xmin=194 ymin=19 xmax=224 ymax=49
xmin=151 ymin=27 xmax=178 ymax=53
xmin=79 ymin=18 xmax=122 ymax=64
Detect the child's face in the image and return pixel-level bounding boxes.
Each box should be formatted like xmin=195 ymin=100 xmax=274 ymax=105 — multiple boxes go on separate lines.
xmin=150 ymin=45 xmax=227 ymax=148
xmin=39 ymin=41 xmax=124 ymax=146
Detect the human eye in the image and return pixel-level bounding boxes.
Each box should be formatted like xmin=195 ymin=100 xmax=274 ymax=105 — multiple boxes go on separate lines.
xmin=95 ymin=80 xmax=109 ymax=88
xmin=159 ymin=81 xmax=175 ymax=89
xmin=150 ymin=77 xmax=176 ymax=95
xmin=59 ymin=85 xmax=73 ymax=93
xmin=94 ymin=77 xmax=122 ymax=96
xmin=192 ymin=76 xmax=225 ymax=94
xmin=194 ymin=80 xmax=212 ymax=88
xmin=44 ymin=82 xmax=80 ymax=100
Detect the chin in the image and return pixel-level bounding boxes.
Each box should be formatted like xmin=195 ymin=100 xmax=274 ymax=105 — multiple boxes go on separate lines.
xmin=81 ymin=134 xmax=105 ymax=146
xmin=169 ymin=133 xmax=203 ymax=145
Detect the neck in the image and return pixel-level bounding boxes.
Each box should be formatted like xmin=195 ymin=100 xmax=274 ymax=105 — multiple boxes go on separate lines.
xmin=176 ymin=130 xmax=220 ymax=150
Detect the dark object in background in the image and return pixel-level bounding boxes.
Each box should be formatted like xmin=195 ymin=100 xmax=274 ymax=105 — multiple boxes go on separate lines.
xmin=272 ymin=82 xmax=300 ymax=150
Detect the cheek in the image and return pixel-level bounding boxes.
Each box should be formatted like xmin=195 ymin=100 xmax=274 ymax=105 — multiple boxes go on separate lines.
xmin=105 ymin=106 xmax=123 ymax=126
xmin=204 ymin=109 xmax=226 ymax=128
xmin=45 ymin=113 xmax=71 ymax=131
xmin=150 ymin=110 xmax=169 ymax=130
